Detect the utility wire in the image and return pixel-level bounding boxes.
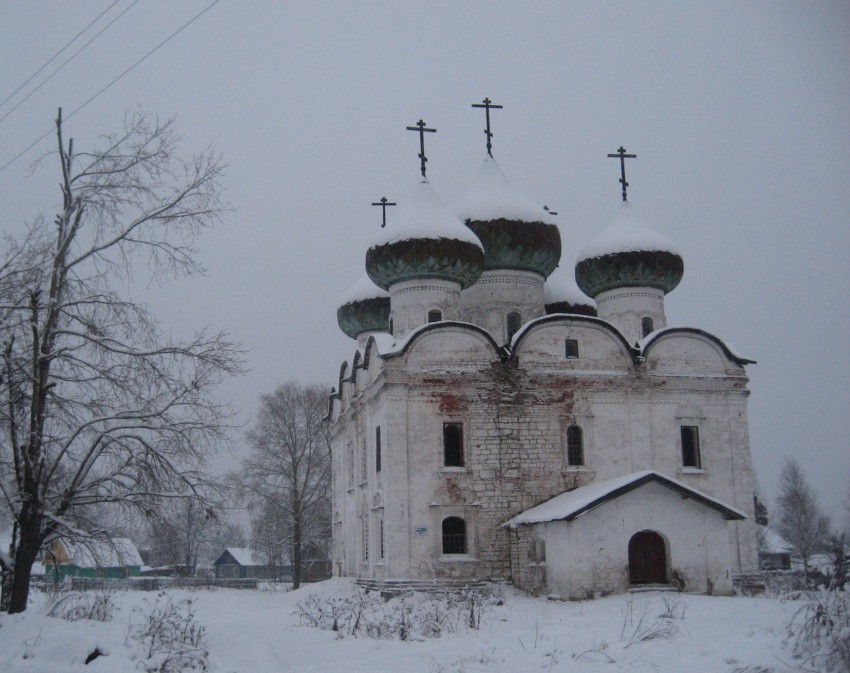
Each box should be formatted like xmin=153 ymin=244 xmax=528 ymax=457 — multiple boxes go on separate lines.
xmin=0 ymin=0 xmax=124 ymax=113
xmin=0 ymin=0 xmax=223 ymax=175
xmin=0 ymin=0 xmax=143 ymax=125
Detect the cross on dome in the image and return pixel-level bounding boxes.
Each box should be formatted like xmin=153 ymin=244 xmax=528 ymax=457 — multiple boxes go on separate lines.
xmin=471 ymin=97 xmax=503 ymax=157
xmin=607 ymin=146 xmax=637 ymax=202
xmin=371 ymin=196 xmax=396 ymax=228
xmin=405 ymin=119 xmax=437 ymax=178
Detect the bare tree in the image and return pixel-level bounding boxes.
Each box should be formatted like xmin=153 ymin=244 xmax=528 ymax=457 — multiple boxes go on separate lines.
xmin=0 ymin=109 xmax=243 ymax=613
xmin=776 ymin=457 xmax=832 ymax=585
xmin=240 ymin=382 xmax=330 ymax=589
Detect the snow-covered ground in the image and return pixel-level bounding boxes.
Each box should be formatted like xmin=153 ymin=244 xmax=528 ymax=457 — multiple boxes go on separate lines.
xmin=0 ymin=579 xmax=806 ymax=672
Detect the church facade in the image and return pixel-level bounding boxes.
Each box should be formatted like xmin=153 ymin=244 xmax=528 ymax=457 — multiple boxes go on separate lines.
xmin=328 ymin=129 xmax=758 ymax=599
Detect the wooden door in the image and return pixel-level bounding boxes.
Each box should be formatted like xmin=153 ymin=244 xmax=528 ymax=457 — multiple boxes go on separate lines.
xmin=628 ymin=531 xmax=667 ymax=584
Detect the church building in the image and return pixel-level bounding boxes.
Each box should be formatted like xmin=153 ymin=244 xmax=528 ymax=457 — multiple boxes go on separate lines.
xmin=328 ymin=105 xmax=758 ymax=599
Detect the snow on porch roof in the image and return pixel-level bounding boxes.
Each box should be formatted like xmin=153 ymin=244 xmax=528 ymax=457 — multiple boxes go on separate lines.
xmin=503 ymin=470 xmax=747 ymax=528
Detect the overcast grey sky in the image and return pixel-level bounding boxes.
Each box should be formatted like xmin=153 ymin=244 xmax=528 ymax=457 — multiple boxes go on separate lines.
xmin=1 ymin=1 xmax=848 ymax=518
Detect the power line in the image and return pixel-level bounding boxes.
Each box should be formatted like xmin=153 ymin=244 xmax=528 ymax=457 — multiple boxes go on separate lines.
xmin=0 ymin=0 xmax=143 ymax=125
xmin=0 ymin=0 xmax=224 ymax=176
xmin=0 ymin=0 xmax=124 ymax=113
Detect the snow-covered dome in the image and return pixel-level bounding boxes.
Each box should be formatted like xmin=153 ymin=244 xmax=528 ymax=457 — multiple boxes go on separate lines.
xmin=544 ymin=265 xmax=597 ymax=316
xmin=456 ymin=157 xmax=561 ymax=278
xmin=365 ymin=179 xmax=484 ymax=290
xmin=575 ymin=203 xmax=683 ymax=298
xmin=337 ymin=274 xmax=391 ymax=340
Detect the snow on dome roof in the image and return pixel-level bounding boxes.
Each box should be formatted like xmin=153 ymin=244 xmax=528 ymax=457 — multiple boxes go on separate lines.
xmin=371 ymin=179 xmax=482 ymax=248
xmin=455 ymin=157 xmax=561 ymax=277
xmin=339 ymin=274 xmax=389 ymax=305
xmin=337 ymin=274 xmax=391 ymax=340
xmin=456 ymin=157 xmax=557 ymax=225
xmin=575 ymin=202 xmax=684 ymax=297
xmin=544 ymin=264 xmax=596 ymax=309
xmin=577 ymin=202 xmax=680 ymax=262
xmin=365 ymin=179 xmax=484 ymax=290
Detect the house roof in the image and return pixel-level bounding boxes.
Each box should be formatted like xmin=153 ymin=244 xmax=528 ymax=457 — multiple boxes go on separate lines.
xmin=53 ymin=537 xmax=143 ymax=568
xmin=214 ymin=547 xmax=262 ymax=566
xmin=503 ymin=470 xmax=747 ymax=528
xmin=759 ymin=526 xmax=794 ymax=554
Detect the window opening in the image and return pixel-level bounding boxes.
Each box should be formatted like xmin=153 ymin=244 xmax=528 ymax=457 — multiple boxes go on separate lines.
xmin=427 ymin=309 xmax=442 ymax=323
xmin=641 ymin=317 xmax=654 ymax=338
xmin=362 ymin=516 xmax=369 ymax=563
xmin=506 ymin=312 xmax=522 ymax=341
xmin=567 ymin=424 xmax=584 ymax=466
xmin=565 ymin=338 xmax=579 ymax=359
xmin=375 ymin=426 xmax=382 ymax=472
xmin=442 ymin=517 xmax=467 ymax=554
xmin=681 ymin=425 xmax=701 ymax=468
xmin=443 ymin=423 xmax=464 ymax=467
xmin=379 ymin=519 xmax=385 ymax=559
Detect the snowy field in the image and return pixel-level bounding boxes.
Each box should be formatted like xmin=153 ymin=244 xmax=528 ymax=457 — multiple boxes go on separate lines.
xmin=0 ymin=579 xmax=812 ymax=672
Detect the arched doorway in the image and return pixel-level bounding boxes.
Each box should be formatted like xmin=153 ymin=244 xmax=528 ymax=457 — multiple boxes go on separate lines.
xmin=628 ymin=531 xmax=667 ymax=584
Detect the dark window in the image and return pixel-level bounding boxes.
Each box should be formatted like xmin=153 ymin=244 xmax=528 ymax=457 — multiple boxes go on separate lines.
xmin=506 ymin=312 xmax=522 ymax=341
xmin=379 ymin=520 xmax=385 ymax=559
xmin=443 ymin=423 xmax=464 ymax=467
xmin=681 ymin=426 xmax=701 ymax=468
xmin=375 ymin=426 xmax=382 ymax=473
xmin=442 ymin=517 xmax=467 ymax=554
xmin=388 ymin=316 xmax=394 ymax=333
xmin=565 ymin=338 xmax=579 ymax=359
xmin=428 ymin=309 xmax=442 ymax=323
xmin=642 ymin=317 xmax=654 ymax=338
xmin=567 ymin=424 xmax=584 ymax=466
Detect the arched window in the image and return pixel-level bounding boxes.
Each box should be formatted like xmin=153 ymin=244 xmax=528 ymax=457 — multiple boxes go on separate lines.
xmin=443 ymin=423 xmax=464 ymax=467
xmin=567 ymin=424 xmax=584 ymax=466
xmin=506 ymin=312 xmax=522 ymax=341
xmin=442 ymin=517 xmax=467 ymax=554
xmin=641 ymin=317 xmax=654 ymax=338
xmin=388 ymin=316 xmax=394 ymax=334
xmin=427 ymin=309 xmax=442 ymax=323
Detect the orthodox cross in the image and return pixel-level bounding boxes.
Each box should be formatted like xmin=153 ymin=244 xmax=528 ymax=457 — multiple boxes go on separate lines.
xmin=471 ymin=97 xmax=503 ymax=157
xmin=406 ymin=119 xmax=437 ymax=178
xmin=607 ymin=146 xmax=637 ymax=202
xmin=371 ymin=196 xmax=396 ymax=228
xmin=543 ymin=205 xmax=558 ymax=216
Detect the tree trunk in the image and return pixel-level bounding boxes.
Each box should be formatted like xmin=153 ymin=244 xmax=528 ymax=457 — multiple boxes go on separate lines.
xmin=7 ymin=518 xmax=42 ymax=614
xmin=292 ymin=516 xmax=302 ymax=590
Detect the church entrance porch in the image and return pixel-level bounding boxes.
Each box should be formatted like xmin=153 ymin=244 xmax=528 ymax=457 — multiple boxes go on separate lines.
xmin=628 ymin=530 xmax=667 ymax=585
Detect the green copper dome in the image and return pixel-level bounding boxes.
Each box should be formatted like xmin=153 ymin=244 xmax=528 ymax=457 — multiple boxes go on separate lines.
xmin=457 ymin=158 xmax=561 ymax=278
xmin=575 ymin=205 xmax=683 ymax=298
xmin=365 ymin=180 xmax=484 ymax=290
xmin=337 ymin=275 xmax=391 ymax=339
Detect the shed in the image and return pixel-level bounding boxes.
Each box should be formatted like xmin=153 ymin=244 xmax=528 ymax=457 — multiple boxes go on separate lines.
xmin=504 ymin=471 xmax=746 ymax=599
xmin=44 ymin=537 xmax=143 ymax=579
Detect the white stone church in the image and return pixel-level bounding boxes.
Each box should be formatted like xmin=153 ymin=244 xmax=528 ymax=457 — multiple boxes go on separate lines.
xmin=328 ymin=123 xmax=758 ymax=599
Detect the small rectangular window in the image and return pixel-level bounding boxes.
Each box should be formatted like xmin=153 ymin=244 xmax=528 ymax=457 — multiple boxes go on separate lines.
xmin=565 ymin=338 xmax=579 ymax=359
xmin=443 ymin=422 xmax=464 ymax=467
xmin=375 ymin=426 xmax=382 ymax=473
xmin=681 ymin=425 xmax=701 ymax=468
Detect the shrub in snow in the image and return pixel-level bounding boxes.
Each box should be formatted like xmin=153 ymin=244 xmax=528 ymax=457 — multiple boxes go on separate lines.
xmin=619 ymin=594 xmax=684 ymax=648
xmin=42 ymin=589 xmax=119 ymax=623
xmin=295 ymin=587 xmax=494 ymax=640
xmin=788 ymin=589 xmax=850 ymax=673
xmin=126 ymin=591 xmax=208 ymax=672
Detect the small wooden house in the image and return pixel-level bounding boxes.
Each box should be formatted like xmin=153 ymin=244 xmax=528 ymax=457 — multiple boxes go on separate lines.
xmin=44 ymin=537 xmax=143 ymax=579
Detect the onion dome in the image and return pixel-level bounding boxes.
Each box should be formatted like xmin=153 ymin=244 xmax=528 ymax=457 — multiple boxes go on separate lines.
xmin=365 ymin=180 xmax=484 ymax=290
xmin=456 ymin=157 xmax=561 ymax=278
xmin=544 ymin=266 xmax=597 ymax=316
xmin=337 ymin=274 xmax=391 ymax=339
xmin=575 ymin=203 xmax=683 ymax=298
